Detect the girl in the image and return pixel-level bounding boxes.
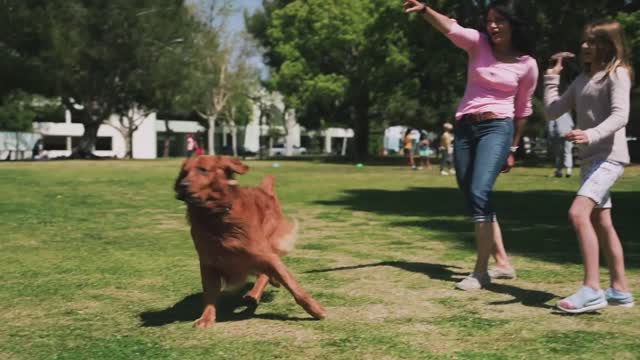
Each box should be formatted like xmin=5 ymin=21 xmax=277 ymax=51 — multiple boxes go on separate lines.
xmin=439 ymin=123 xmax=454 ymax=175
xmin=403 ymin=0 xmax=538 ymax=290
xmin=544 ymin=19 xmax=634 ymax=313
xmin=417 ymin=133 xmax=433 ymax=170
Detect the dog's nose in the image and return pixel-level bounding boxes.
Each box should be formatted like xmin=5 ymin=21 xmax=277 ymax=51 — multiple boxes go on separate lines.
xmin=179 ymin=180 xmax=190 ymax=188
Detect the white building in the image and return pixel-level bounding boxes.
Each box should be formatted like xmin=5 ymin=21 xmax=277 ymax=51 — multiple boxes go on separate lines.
xmin=0 ymin=112 xmax=353 ymax=160
xmin=1 ymin=91 xmax=354 ymax=159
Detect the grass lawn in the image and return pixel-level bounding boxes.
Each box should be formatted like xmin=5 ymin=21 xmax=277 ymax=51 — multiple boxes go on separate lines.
xmin=1 ymin=159 xmax=639 ymax=359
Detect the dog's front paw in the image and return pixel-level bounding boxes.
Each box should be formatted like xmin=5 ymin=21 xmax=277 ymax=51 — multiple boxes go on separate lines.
xmin=193 ymin=317 xmax=215 ymax=329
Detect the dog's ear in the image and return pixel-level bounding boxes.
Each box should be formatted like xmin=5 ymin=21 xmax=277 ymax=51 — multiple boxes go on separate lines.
xmin=224 ymin=157 xmax=249 ymax=175
xmin=259 ymin=175 xmax=275 ymax=196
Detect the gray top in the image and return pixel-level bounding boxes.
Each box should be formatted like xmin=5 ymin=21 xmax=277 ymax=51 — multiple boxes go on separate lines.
xmin=544 ymin=67 xmax=630 ymax=165
xmin=547 ymin=112 xmax=574 ymax=138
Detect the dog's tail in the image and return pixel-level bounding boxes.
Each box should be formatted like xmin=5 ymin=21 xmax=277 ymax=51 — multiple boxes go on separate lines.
xmin=277 ymin=218 xmax=298 ymax=255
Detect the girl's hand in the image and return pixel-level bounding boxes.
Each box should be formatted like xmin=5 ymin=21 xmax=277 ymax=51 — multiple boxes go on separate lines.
xmin=500 ymin=153 xmax=515 ymax=173
xmin=546 ymin=52 xmax=574 ymax=75
xmin=403 ymin=0 xmax=426 ymax=14
xmin=565 ymin=129 xmax=589 ymax=144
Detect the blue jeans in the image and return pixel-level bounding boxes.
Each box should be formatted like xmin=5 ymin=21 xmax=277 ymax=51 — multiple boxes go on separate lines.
xmin=453 ymin=118 xmax=514 ymax=223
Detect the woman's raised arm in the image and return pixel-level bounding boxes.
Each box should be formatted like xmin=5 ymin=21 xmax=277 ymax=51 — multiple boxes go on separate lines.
xmin=403 ymin=0 xmax=455 ymax=34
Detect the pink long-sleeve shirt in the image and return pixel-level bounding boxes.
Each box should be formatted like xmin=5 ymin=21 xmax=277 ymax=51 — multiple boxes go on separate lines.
xmin=445 ymin=21 xmax=539 ymax=120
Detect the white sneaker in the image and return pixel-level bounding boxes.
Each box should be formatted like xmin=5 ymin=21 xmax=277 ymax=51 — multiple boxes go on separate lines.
xmin=488 ymin=266 xmax=517 ymax=279
xmin=455 ymin=272 xmax=491 ymax=291
xmin=440 ymin=170 xmax=449 ymax=176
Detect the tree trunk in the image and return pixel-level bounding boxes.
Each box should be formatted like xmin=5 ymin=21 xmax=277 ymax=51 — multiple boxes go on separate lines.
xmin=284 ymin=109 xmax=295 ymax=156
xmin=67 ymin=99 xmax=109 ymax=159
xmin=163 ymin=120 xmax=173 ymax=158
xmin=207 ymin=115 xmax=217 ymax=155
xmin=353 ymin=97 xmax=370 ymax=162
xmin=230 ymin=121 xmax=238 ymax=157
xmin=71 ymin=120 xmax=101 ymax=159
xmin=127 ymin=126 xmax=134 ymax=159
xmin=15 ymin=132 xmax=20 ymax=160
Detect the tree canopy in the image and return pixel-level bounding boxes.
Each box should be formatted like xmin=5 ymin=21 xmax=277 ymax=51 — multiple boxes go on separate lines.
xmin=248 ymin=0 xmax=640 ymax=159
xmin=2 ymin=0 xmax=638 ymax=159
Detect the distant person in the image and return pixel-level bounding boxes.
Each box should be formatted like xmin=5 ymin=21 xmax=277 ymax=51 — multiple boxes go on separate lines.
xmin=403 ymin=0 xmax=538 ymax=291
xmin=544 ymin=19 xmax=634 ymax=313
xmin=439 ymin=123 xmax=454 ymax=175
xmin=195 ymin=143 xmax=204 ymax=156
xmin=547 ymin=112 xmax=574 ymax=177
xmin=403 ymin=128 xmax=416 ymax=170
xmin=417 ymin=133 xmax=433 ymax=170
xmin=186 ymin=134 xmax=196 ymax=157
xmin=31 ymin=139 xmax=48 ymax=160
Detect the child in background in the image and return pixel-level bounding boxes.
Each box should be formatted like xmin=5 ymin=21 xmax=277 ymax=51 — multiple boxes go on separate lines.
xmin=417 ymin=133 xmax=433 ymax=170
xmin=439 ymin=123 xmax=454 ymax=175
xmin=544 ymin=19 xmax=634 ymax=313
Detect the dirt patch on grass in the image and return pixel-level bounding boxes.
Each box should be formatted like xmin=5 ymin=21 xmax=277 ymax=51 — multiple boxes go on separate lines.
xmin=87 ymin=287 xmax=155 ymax=303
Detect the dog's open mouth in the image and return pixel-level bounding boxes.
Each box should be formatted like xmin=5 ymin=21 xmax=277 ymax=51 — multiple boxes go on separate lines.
xmin=175 ymin=191 xmax=204 ymax=206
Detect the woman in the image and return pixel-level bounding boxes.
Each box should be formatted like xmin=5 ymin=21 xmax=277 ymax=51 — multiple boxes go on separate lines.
xmin=403 ymin=128 xmax=416 ymax=169
xmin=403 ymin=0 xmax=539 ymax=290
xmin=545 ymin=20 xmax=634 ymax=312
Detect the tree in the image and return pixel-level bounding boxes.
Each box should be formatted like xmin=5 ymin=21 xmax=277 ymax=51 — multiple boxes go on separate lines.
xmin=187 ymin=0 xmax=259 ymax=155
xmin=248 ymin=0 xmax=424 ymax=160
xmin=0 ymin=0 xmax=54 ymax=101
xmin=0 ymin=91 xmax=61 ymax=158
xmin=223 ymin=87 xmax=254 ymax=156
xmin=0 ymin=91 xmax=38 ymax=132
xmin=249 ymin=0 xmax=640 ymax=160
xmin=31 ymin=0 xmax=200 ymax=158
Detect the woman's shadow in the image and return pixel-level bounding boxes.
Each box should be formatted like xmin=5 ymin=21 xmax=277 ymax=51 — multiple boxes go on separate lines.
xmin=307 ymin=261 xmax=558 ymax=309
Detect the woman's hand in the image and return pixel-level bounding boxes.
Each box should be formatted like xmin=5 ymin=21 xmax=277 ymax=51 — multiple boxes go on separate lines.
xmin=546 ymin=52 xmax=575 ymax=76
xmin=565 ymin=129 xmax=589 ymax=144
xmin=403 ymin=0 xmax=426 ymax=14
xmin=500 ymin=153 xmax=515 ymax=173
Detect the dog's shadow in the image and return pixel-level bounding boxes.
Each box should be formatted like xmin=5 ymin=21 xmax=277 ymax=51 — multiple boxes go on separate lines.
xmin=307 ymin=261 xmax=558 ymax=309
xmin=139 ymin=284 xmax=313 ymax=327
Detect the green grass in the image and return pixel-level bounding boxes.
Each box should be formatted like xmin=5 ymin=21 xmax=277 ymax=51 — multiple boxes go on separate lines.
xmin=1 ymin=159 xmax=639 ymax=359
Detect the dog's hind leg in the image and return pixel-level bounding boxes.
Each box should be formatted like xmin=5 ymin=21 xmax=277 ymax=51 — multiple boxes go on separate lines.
xmin=243 ymin=273 xmax=270 ymax=307
xmin=194 ymin=264 xmax=222 ymax=329
xmin=263 ymin=257 xmax=326 ymax=320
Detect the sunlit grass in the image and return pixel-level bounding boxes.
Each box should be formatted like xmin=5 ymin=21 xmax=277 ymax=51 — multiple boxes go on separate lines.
xmin=1 ymin=159 xmax=639 ymax=359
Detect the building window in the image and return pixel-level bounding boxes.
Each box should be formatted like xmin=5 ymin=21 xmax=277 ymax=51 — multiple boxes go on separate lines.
xmin=69 ymin=136 xmax=112 ymax=151
xmin=95 ymin=137 xmax=113 ymax=151
xmin=43 ymin=136 xmax=68 ymax=150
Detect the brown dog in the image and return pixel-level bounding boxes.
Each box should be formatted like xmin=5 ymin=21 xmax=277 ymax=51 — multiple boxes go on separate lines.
xmin=174 ymin=155 xmax=326 ymax=328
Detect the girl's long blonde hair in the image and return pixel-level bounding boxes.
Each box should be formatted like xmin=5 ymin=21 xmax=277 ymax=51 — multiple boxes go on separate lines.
xmin=582 ymin=19 xmax=634 ymax=82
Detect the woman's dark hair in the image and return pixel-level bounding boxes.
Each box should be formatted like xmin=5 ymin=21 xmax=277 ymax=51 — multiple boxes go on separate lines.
xmin=485 ymin=0 xmax=535 ymax=56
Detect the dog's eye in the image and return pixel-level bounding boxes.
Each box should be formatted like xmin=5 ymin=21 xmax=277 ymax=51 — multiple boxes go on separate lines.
xmin=196 ymin=167 xmax=208 ymax=175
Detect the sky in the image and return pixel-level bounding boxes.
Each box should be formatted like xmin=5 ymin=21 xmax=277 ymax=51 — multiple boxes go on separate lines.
xmin=188 ymin=0 xmax=266 ymax=76
xmin=226 ymin=0 xmax=263 ymax=34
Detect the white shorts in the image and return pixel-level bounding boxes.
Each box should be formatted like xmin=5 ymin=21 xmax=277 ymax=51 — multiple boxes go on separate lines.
xmin=577 ymin=160 xmax=624 ymax=208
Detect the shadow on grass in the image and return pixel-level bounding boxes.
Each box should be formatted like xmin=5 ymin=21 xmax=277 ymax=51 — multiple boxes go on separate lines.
xmin=139 ymin=284 xmax=314 ymax=327
xmin=484 ymin=283 xmax=558 ymax=309
xmin=307 ymin=261 xmax=558 ymax=309
xmin=306 ymin=261 xmax=466 ymax=282
xmin=315 ymin=187 xmax=640 ymax=267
